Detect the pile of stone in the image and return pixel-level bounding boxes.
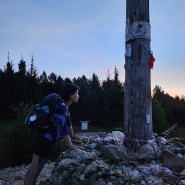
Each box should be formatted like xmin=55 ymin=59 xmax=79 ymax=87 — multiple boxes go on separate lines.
xmin=1 ymin=131 xmax=185 ymax=185
xmin=39 ymin=132 xmax=185 ymax=185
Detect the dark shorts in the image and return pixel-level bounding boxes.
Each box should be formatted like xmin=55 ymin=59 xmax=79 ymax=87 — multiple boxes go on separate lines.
xmin=31 ymin=134 xmax=54 ymax=158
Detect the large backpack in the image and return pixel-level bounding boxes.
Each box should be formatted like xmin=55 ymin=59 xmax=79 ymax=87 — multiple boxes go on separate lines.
xmin=25 ymin=93 xmax=62 ymax=132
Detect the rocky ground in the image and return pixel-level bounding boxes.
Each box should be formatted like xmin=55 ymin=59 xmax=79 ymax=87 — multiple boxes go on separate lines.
xmin=0 ymin=161 xmax=55 ymax=185
xmin=1 ymin=131 xmax=185 ymax=185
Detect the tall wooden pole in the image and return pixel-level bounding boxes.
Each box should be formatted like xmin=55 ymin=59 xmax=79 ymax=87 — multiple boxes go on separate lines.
xmin=124 ymin=0 xmax=153 ymax=151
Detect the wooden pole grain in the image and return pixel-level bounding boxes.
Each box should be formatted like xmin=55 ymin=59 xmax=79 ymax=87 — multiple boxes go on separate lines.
xmin=124 ymin=0 xmax=153 ymax=151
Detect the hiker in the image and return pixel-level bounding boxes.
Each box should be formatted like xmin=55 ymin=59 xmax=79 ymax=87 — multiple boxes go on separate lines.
xmin=24 ymin=83 xmax=82 ymax=185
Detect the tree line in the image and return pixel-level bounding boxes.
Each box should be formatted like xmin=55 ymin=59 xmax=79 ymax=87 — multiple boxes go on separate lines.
xmin=1 ymin=57 xmax=185 ymax=133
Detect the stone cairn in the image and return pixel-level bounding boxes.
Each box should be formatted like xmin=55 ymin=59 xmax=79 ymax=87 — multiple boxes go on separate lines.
xmin=1 ymin=131 xmax=185 ymax=185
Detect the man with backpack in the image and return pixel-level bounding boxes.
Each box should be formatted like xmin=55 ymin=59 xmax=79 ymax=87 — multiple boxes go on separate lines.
xmin=24 ymin=83 xmax=83 ymax=185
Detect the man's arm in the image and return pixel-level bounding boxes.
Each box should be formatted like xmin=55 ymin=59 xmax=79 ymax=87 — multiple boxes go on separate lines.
xmin=68 ymin=125 xmax=74 ymax=138
xmin=63 ymin=135 xmax=78 ymax=150
xmin=68 ymin=125 xmax=81 ymax=141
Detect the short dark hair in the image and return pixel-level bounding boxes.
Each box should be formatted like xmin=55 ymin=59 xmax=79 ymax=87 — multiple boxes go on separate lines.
xmin=62 ymin=84 xmax=80 ymax=101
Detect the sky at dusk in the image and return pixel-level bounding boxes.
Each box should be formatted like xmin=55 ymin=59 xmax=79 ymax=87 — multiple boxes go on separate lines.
xmin=0 ymin=0 xmax=185 ymax=97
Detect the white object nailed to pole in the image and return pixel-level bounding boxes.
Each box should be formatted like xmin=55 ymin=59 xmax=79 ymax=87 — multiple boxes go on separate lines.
xmin=80 ymin=121 xmax=89 ymax=130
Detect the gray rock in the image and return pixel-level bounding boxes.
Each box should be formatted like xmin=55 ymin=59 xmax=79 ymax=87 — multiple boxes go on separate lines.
xmin=1 ymin=132 xmax=185 ymax=185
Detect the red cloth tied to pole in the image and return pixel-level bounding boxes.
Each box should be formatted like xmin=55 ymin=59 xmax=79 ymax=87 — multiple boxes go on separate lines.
xmin=150 ymin=54 xmax=155 ymax=69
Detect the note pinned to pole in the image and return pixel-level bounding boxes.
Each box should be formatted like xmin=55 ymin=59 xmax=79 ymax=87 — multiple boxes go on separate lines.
xmin=125 ymin=44 xmax=132 ymax=57
xmin=146 ymin=114 xmax=150 ymax=124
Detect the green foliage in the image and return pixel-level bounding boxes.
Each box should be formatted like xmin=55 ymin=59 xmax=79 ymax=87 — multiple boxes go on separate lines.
xmin=152 ymin=98 xmax=169 ymax=134
xmin=2 ymin=102 xmax=33 ymax=167
xmin=0 ymin=56 xmax=185 ymax=168
xmin=1 ymin=58 xmax=185 ymax=131
xmin=0 ymin=119 xmax=15 ymax=166
xmin=172 ymin=126 xmax=185 ymax=138
xmin=102 ymin=74 xmax=124 ymax=127
xmin=5 ymin=122 xmax=33 ymax=166
xmin=153 ymin=85 xmax=185 ymax=126
xmin=11 ymin=102 xmax=33 ymax=122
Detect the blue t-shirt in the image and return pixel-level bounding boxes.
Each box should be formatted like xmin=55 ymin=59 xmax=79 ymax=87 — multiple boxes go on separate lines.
xmin=42 ymin=101 xmax=72 ymax=142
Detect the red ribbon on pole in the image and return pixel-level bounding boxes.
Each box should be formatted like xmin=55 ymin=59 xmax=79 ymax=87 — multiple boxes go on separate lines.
xmin=149 ymin=54 xmax=155 ymax=69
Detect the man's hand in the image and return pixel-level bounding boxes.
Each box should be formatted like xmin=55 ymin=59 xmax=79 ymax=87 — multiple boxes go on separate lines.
xmin=72 ymin=135 xmax=82 ymax=141
xmin=71 ymin=135 xmax=82 ymax=144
